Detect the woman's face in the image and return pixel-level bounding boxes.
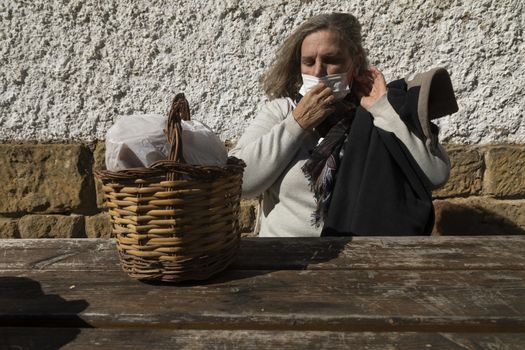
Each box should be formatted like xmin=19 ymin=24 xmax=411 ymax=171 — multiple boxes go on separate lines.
xmin=300 ymin=29 xmax=353 ymax=78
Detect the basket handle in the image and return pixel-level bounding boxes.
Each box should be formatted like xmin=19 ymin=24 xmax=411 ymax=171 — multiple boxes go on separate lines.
xmin=165 ymin=93 xmax=191 ymax=163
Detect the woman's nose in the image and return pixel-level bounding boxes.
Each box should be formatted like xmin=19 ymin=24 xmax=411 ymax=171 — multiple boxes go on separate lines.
xmin=313 ymin=62 xmax=327 ymax=77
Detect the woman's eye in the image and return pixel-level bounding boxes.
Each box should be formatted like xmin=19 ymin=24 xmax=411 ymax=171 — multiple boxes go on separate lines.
xmin=325 ymin=57 xmax=343 ymax=65
xmin=301 ymin=59 xmax=315 ymax=66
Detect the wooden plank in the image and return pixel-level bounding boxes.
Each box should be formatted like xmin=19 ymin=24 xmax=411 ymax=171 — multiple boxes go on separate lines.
xmin=0 ymin=239 xmax=120 ymax=272
xmin=1 ymin=270 xmax=524 ymax=332
xmin=2 ymin=328 xmax=525 ymax=350
xmin=2 ymin=236 xmax=525 ymax=271
xmin=238 ymin=236 xmax=525 ymax=270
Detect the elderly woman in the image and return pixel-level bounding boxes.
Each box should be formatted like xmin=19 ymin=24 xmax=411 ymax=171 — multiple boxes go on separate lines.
xmin=231 ymin=13 xmax=453 ymax=237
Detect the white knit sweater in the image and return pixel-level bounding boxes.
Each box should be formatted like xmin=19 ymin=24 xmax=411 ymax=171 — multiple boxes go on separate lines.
xmin=230 ymin=95 xmax=450 ymax=237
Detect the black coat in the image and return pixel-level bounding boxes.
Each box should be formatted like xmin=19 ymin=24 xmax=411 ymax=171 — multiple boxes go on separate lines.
xmin=321 ymin=78 xmax=440 ymax=236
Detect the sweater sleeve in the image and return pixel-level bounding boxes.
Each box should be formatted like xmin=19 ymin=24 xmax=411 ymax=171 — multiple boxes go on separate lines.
xmin=366 ymin=94 xmax=451 ymax=189
xmin=230 ymin=99 xmax=310 ymax=198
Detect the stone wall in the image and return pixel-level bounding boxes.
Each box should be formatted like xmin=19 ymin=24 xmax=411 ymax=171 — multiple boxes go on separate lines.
xmin=0 ymin=143 xmax=524 ymax=238
xmin=432 ymin=145 xmax=525 ymax=235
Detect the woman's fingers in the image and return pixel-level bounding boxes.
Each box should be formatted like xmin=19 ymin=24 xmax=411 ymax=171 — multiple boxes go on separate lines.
xmin=370 ymin=66 xmax=386 ymax=86
xmin=307 ymin=83 xmax=332 ymax=99
xmin=359 ymin=66 xmax=388 ymax=109
xmin=317 ymin=86 xmax=333 ymax=101
xmin=323 ymin=94 xmax=335 ymax=105
xmin=293 ymin=83 xmax=336 ymax=130
xmin=305 ymin=83 xmax=333 ymax=106
xmin=308 ymin=83 xmax=328 ymax=94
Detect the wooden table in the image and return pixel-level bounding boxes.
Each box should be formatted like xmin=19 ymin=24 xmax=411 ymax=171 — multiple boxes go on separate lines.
xmin=1 ymin=236 xmax=525 ymax=349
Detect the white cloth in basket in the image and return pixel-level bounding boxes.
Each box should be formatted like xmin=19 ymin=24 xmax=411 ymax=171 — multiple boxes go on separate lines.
xmin=105 ymin=114 xmax=227 ymax=171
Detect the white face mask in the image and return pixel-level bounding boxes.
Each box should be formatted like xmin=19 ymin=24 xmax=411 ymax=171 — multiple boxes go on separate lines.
xmin=298 ymin=72 xmax=352 ymax=100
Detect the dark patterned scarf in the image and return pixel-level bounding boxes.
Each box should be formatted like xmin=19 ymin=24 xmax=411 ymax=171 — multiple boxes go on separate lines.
xmin=300 ymin=94 xmax=358 ymax=226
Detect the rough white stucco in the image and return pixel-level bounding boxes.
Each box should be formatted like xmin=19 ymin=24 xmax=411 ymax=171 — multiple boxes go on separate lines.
xmin=0 ymin=0 xmax=523 ymax=144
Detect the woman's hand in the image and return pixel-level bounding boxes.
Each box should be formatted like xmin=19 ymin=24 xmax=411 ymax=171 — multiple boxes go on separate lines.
xmin=355 ymin=66 xmax=387 ymax=110
xmin=292 ymin=84 xmax=336 ymax=130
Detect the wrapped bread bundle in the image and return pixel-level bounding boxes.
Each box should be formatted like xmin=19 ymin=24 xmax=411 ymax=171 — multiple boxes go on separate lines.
xmin=105 ymin=114 xmax=227 ymax=171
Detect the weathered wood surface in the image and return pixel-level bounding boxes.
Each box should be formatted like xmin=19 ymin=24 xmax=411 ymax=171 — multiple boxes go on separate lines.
xmin=1 ymin=269 xmax=524 ymax=331
xmin=1 ymin=237 xmax=524 ymax=349
xmin=2 ymin=236 xmax=525 ymax=271
xmin=2 ymin=328 xmax=525 ymax=350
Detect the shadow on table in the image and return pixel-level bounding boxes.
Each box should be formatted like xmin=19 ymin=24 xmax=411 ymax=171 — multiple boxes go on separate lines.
xmin=0 ymin=276 xmax=91 ymax=350
xmin=179 ymin=237 xmax=352 ymax=285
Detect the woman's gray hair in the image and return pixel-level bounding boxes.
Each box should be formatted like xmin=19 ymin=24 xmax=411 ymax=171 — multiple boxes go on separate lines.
xmin=262 ymin=13 xmax=368 ymax=100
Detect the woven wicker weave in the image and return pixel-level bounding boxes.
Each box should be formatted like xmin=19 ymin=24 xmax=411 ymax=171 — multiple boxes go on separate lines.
xmin=96 ymin=93 xmax=245 ymax=282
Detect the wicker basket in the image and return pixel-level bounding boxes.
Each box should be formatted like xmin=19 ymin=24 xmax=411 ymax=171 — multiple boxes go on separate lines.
xmin=96 ymin=93 xmax=245 ymax=282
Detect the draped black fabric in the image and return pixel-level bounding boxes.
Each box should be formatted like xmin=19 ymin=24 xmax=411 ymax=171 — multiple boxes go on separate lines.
xmin=321 ymin=79 xmax=436 ymax=236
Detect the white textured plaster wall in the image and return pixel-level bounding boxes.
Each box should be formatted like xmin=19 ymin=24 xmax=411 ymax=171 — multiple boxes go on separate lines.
xmin=0 ymin=0 xmax=523 ymax=144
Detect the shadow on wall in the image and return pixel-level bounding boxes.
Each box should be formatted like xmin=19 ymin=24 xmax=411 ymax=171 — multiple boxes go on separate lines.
xmin=433 ymin=201 xmax=525 ymax=235
xmin=0 ymin=276 xmax=92 ymax=350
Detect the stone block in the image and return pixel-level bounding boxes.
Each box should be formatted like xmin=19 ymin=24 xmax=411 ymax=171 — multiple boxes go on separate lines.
xmin=93 ymin=141 xmax=107 ymax=209
xmin=18 ymin=214 xmax=86 ymax=238
xmin=0 ymin=144 xmax=97 ymax=215
xmin=85 ymin=212 xmax=113 ymax=238
xmin=484 ymin=145 xmax=525 ymax=198
xmin=239 ymin=199 xmax=258 ymax=236
xmin=92 ymin=141 xmax=107 ymax=171
xmin=0 ymin=218 xmax=19 ymax=238
xmin=433 ymin=145 xmax=483 ymax=198
xmin=433 ymin=197 xmax=525 ymax=235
